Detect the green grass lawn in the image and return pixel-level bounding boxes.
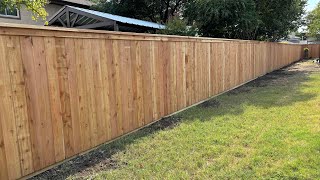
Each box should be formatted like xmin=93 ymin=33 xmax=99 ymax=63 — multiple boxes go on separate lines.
xmin=51 ymin=61 xmax=320 ymax=180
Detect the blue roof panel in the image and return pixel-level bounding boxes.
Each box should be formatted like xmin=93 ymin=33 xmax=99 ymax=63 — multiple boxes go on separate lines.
xmin=68 ymin=6 xmax=165 ymax=29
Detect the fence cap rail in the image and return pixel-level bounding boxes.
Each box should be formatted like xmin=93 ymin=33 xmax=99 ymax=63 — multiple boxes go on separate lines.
xmin=0 ymin=22 xmax=305 ymax=45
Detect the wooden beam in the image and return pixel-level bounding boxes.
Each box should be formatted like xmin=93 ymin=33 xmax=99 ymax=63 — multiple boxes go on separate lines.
xmin=67 ymin=7 xmax=109 ymax=23
xmin=76 ymin=21 xmax=113 ymax=29
xmin=66 ymin=10 xmax=70 ymax=28
xmin=71 ymin=14 xmax=79 ymax=28
xmin=114 ymin=22 xmax=119 ymax=31
xmin=74 ymin=15 xmax=87 ymax=26
xmin=48 ymin=8 xmax=67 ymax=26
xmin=58 ymin=18 xmax=67 ymax=27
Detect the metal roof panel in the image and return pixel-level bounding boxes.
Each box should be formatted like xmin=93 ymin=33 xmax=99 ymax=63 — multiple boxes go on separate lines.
xmin=67 ymin=6 xmax=165 ymax=29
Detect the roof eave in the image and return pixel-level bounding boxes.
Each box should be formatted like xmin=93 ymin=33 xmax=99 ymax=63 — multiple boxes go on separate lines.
xmin=49 ymin=0 xmax=92 ymax=8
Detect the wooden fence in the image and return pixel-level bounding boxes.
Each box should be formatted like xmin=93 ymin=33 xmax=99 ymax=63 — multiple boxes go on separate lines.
xmin=0 ymin=23 xmax=318 ymax=179
xmin=306 ymin=44 xmax=320 ymax=58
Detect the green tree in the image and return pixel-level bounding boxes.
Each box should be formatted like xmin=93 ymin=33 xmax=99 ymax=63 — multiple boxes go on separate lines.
xmin=184 ymin=0 xmax=259 ymax=39
xmin=0 ymin=0 xmax=48 ymax=21
xmin=93 ymin=0 xmax=306 ymax=41
xmin=307 ymin=2 xmax=320 ymax=39
xmin=92 ymin=0 xmax=187 ymax=23
xmin=254 ymin=0 xmax=307 ymax=41
xmin=157 ymin=17 xmax=198 ymax=36
xmin=184 ymin=0 xmax=306 ymax=41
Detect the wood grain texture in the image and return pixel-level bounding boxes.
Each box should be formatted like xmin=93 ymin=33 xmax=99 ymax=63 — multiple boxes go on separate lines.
xmin=65 ymin=38 xmax=81 ymax=156
xmin=31 ymin=37 xmax=55 ymax=168
xmin=0 ymin=117 xmax=8 ymax=180
xmin=0 ymin=36 xmax=22 ymax=180
xmin=0 ymin=26 xmax=313 ymax=180
xmin=4 ymin=36 xmax=34 ymax=176
xmin=44 ymin=37 xmax=65 ymax=162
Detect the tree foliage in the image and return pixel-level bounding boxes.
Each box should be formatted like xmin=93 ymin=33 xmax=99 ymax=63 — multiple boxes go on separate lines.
xmin=184 ymin=0 xmax=307 ymax=41
xmin=157 ymin=17 xmax=198 ymax=36
xmin=93 ymin=0 xmax=187 ymax=23
xmin=94 ymin=0 xmax=306 ymax=41
xmin=184 ymin=0 xmax=259 ymax=39
xmin=254 ymin=0 xmax=307 ymax=41
xmin=307 ymin=2 xmax=320 ymax=39
xmin=0 ymin=0 xmax=48 ymax=20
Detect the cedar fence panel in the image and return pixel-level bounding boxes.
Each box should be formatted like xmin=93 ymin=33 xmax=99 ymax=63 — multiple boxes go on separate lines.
xmin=0 ymin=24 xmax=318 ymax=179
xmin=306 ymin=44 xmax=320 ymax=58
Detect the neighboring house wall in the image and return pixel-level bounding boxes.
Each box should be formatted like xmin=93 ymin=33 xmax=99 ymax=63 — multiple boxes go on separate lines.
xmin=0 ymin=4 xmax=62 ymax=25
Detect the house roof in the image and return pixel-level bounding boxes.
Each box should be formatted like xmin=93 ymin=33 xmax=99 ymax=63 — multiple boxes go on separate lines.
xmin=50 ymin=0 xmax=93 ymax=7
xmin=61 ymin=0 xmax=94 ymax=6
xmin=71 ymin=6 xmax=165 ymax=29
xmin=48 ymin=5 xmax=165 ymax=32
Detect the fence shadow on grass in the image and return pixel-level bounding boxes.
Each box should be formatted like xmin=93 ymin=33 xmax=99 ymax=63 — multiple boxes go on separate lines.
xmin=30 ymin=61 xmax=319 ymax=180
xmin=183 ymin=68 xmax=317 ymax=121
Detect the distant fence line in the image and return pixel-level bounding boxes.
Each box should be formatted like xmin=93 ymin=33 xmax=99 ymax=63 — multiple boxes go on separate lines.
xmin=0 ymin=23 xmax=318 ymax=180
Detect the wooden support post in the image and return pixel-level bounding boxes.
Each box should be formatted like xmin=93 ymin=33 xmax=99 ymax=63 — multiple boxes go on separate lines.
xmin=66 ymin=10 xmax=70 ymax=28
xmin=58 ymin=18 xmax=66 ymax=27
xmin=114 ymin=21 xmax=119 ymax=31
xmin=71 ymin=14 xmax=79 ymax=28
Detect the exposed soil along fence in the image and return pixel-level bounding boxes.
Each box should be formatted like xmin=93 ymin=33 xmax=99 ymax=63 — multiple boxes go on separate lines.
xmin=0 ymin=23 xmax=317 ymax=180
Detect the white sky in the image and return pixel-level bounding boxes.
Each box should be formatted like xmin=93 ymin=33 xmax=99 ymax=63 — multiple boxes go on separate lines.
xmin=307 ymin=0 xmax=319 ymax=12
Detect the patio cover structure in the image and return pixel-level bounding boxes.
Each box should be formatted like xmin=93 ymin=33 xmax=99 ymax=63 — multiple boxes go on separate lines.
xmin=48 ymin=6 xmax=165 ymax=32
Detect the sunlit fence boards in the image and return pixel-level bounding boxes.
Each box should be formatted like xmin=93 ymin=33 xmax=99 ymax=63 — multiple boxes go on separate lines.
xmin=0 ymin=23 xmax=316 ymax=179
